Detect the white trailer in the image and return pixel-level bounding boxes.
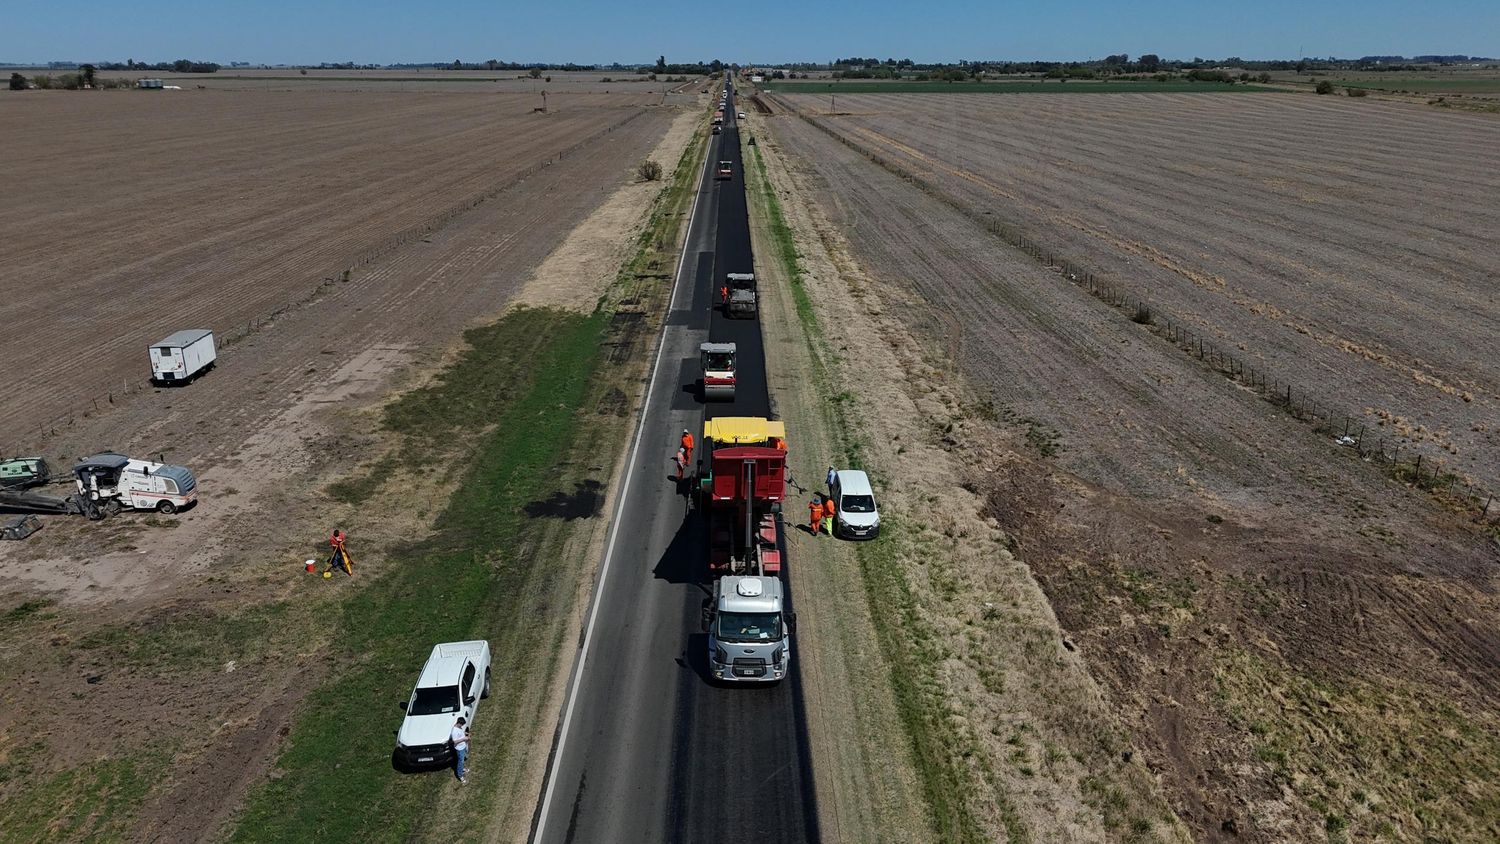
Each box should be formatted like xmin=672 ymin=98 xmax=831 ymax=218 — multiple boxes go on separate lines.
xmin=150 ymin=329 xmax=216 ymax=385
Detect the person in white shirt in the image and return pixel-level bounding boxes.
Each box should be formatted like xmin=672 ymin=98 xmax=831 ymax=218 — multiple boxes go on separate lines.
xmin=826 ymin=466 xmax=837 ymax=493
xmin=451 ymin=717 xmax=470 ymax=783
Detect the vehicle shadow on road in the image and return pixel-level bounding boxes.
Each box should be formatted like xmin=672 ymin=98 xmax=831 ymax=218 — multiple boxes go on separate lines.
xmin=677 ymin=631 xmax=716 ymax=684
xmin=651 ymin=509 xmax=706 ymax=586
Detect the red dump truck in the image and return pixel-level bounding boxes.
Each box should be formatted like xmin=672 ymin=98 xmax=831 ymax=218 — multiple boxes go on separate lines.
xmin=697 ymin=417 xmax=787 ymax=577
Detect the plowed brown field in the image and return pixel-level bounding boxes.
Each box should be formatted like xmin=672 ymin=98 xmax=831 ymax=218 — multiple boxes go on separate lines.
xmin=0 ymin=89 xmax=662 ymax=447
xmin=775 ymin=92 xmax=1500 ymax=494
xmin=762 ymin=93 xmax=1500 ymax=842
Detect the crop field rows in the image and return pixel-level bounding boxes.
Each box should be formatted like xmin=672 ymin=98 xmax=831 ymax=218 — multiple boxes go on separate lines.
xmin=773 ymin=92 xmax=1500 ymax=495
xmin=762 ymin=92 xmax=1500 ymax=841
xmin=0 ymin=90 xmax=662 ymax=447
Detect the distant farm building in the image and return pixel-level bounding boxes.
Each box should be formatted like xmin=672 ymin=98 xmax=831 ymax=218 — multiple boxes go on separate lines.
xmin=137 ymin=78 xmax=164 ymax=89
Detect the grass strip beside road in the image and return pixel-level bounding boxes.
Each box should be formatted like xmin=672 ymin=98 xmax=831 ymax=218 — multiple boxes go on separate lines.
xmin=228 ymin=308 xmax=606 ymax=842
xmin=747 ymin=140 xmax=991 ymax=842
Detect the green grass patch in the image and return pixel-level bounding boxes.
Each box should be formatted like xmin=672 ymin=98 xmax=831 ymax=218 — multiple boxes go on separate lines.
xmin=1336 ymin=76 xmax=1500 ymax=93
xmin=761 ymin=79 xmax=1260 ymax=95
xmin=745 ymin=144 xmax=821 ymax=349
xmin=1216 ymin=647 xmax=1500 ymax=840
xmin=227 ymin=308 xmax=606 ymax=843
xmin=0 ymin=753 xmax=153 ymax=843
xmin=77 ymin=601 xmax=295 ymax=673
xmin=1 ymin=598 xmax=55 ymax=628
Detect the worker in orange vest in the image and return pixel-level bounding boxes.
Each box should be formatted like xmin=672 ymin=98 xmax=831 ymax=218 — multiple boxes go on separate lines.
xmin=720 ymin=285 xmax=729 ymax=307
xmin=325 ymin=529 xmax=353 ymax=576
xmin=822 ymin=496 xmax=836 ymax=536
xmin=674 ymin=447 xmax=689 ymax=480
xmin=808 ymin=499 xmax=823 ymax=537
xmin=681 ymin=428 xmax=695 ymax=455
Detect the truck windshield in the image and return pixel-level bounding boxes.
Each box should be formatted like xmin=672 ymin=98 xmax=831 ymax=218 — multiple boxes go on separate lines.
xmin=841 ymin=494 xmax=876 ymax=513
xmin=706 ymin=353 xmax=734 ymax=370
xmin=717 ymin=611 xmax=781 ymax=643
xmin=409 ymin=685 xmax=460 ymax=716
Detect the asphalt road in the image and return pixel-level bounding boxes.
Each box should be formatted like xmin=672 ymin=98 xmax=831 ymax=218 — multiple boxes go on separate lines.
xmin=532 ymin=87 xmax=819 ymax=844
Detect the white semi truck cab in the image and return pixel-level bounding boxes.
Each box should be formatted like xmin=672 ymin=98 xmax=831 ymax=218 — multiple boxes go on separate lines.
xmin=703 ymin=575 xmax=794 ymax=683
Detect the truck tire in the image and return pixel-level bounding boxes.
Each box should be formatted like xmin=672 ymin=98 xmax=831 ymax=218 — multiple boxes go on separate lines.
xmin=481 ymin=669 xmax=492 ymax=699
xmin=156 ymin=500 xmax=177 ymax=515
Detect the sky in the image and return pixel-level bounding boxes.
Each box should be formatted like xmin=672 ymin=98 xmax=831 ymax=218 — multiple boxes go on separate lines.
xmin=1 ymin=0 xmax=1495 ymax=66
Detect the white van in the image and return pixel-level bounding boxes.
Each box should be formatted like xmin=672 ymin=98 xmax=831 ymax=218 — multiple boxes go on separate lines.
xmin=832 ymin=469 xmax=880 ymax=539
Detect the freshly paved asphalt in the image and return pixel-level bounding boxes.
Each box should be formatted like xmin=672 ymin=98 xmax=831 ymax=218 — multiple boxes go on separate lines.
xmin=532 ymin=87 xmax=819 ymax=844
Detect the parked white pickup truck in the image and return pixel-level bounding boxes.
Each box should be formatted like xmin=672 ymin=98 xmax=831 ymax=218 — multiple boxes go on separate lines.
xmin=394 ymin=641 xmax=492 ymax=768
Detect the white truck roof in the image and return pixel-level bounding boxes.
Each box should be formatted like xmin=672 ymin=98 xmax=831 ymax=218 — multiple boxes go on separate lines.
xmin=417 ymin=641 xmax=489 ymax=687
xmin=718 ymin=576 xmax=783 ymax=613
xmin=152 ymin=329 xmax=213 ymax=348
xmin=835 ymin=469 xmax=873 ymax=496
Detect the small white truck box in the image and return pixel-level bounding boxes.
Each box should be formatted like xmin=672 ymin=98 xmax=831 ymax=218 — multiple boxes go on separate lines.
xmin=150 ymin=329 xmax=216 ymax=385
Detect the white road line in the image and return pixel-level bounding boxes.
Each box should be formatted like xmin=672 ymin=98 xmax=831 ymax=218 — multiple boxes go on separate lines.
xmin=531 ymin=129 xmax=713 ymax=843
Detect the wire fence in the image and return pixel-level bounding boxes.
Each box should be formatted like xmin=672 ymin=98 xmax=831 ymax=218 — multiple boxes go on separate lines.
xmin=6 ymin=110 xmax=649 ymax=461
xmin=769 ymin=93 xmax=1499 ymax=527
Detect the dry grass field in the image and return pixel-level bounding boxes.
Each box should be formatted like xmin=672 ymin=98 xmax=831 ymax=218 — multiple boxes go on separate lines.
xmin=760 ymin=91 xmax=1500 ymax=842
xmin=0 ymin=87 xmax=668 ymax=447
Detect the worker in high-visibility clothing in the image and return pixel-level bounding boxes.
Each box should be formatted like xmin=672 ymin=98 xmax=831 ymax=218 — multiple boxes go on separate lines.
xmin=674 ymin=447 xmax=689 ymax=480
xmin=822 ymin=496 xmax=836 ymax=536
xmin=325 ymin=529 xmax=353 ymax=577
xmin=681 ymin=428 xmax=695 ymax=455
xmin=808 ymin=499 xmax=823 ymax=537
